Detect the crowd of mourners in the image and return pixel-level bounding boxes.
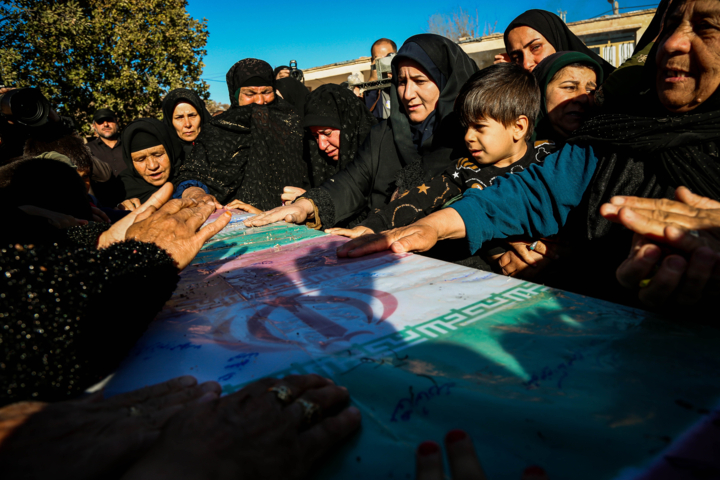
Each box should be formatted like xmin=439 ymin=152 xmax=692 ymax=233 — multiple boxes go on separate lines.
xmin=1 ymin=0 xmax=719 ymax=478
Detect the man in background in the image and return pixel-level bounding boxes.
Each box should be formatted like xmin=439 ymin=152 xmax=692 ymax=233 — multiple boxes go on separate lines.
xmin=87 ymin=109 xmax=124 ymax=176
xmin=364 ymin=38 xmax=396 ymax=120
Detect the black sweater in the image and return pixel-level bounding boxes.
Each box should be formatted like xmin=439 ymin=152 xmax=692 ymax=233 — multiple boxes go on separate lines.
xmin=0 ymin=222 xmax=179 ymax=405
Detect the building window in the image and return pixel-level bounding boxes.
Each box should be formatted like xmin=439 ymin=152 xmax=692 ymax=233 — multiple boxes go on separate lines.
xmin=588 ymin=40 xmax=635 ymax=67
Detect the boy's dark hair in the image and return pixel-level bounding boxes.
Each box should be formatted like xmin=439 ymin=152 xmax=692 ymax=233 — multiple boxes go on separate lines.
xmin=455 ymin=62 xmax=540 ymax=141
xmin=24 ymin=132 xmax=93 ymax=174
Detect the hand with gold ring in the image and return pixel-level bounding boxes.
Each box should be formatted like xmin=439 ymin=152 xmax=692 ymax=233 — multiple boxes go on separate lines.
xmin=123 ymin=374 xmax=361 ymax=480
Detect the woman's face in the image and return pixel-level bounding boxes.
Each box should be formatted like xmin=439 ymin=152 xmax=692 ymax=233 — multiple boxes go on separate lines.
xmin=309 ymin=126 xmax=341 ymax=160
xmin=131 ymin=144 xmax=172 ymax=186
xmin=655 ymin=0 xmax=720 ymax=112
xmin=238 ymin=86 xmax=275 ymax=106
xmin=546 ymin=65 xmax=597 ymax=139
xmin=507 ymin=26 xmax=557 ymax=72
xmin=172 ymin=102 xmax=201 ymax=142
xmin=396 ymin=59 xmax=441 ymax=123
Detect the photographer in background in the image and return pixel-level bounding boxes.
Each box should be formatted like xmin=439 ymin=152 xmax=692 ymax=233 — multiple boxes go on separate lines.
xmin=87 ymin=109 xmax=124 ymax=176
xmin=0 ymin=85 xmax=56 ymax=164
xmin=364 ymin=38 xmax=396 ymax=120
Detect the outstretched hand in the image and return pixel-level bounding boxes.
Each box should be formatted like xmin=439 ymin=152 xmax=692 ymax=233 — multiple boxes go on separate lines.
xmin=98 ymin=183 xmax=175 ymax=248
xmin=225 ymin=199 xmax=263 ymax=215
xmin=600 ymin=186 xmax=720 ymax=307
xmin=325 ymin=225 xmax=375 ymax=239
xmin=126 ymin=195 xmax=231 ymax=270
xmin=243 ymin=198 xmax=314 ymax=227
xmin=336 ymin=223 xmax=438 ymax=258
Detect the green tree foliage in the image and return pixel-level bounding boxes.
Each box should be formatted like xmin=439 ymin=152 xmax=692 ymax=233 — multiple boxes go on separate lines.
xmin=0 ymin=0 xmax=209 ymax=134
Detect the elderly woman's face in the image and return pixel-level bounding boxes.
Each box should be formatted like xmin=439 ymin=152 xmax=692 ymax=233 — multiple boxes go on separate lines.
xmin=131 ymin=145 xmax=171 ymax=186
xmin=396 ymin=59 xmax=440 ymax=123
xmin=172 ymin=102 xmax=201 ymax=142
xmin=507 ymin=26 xmax=557 ymax=72
xmin=309 ymin=126 xmax=341 ymax=160
xmin=656 ymin=0 xmax=720 ymax=112
xmin=546 ymin=65 xmax=597 ymax=139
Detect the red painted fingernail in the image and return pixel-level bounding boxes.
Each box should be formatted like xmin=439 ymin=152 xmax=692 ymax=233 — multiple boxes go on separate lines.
xmin=445 ymin=429 xmax=467 ymax=444
xmin=417 ymin=441 xmax=440 ymax=456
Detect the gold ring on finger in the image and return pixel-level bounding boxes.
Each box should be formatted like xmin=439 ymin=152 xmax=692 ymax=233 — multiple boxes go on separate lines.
xmin=295 ymin=398 xmax=322 ymax=425
xmin=268 ymin=385 xmax=293 ymax=405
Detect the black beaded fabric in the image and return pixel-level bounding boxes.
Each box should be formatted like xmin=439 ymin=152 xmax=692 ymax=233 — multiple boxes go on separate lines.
xmin=0 ymin=237 xmax=179 ymax=405
xmin=175 ymin=98 xmax=307 ymax=210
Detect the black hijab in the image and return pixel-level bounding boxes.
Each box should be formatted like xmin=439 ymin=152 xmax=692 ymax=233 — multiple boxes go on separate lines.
xmin=276 ymin=77 xmax=309 ymax=119
xmin=532 ymin=51 xmax=604 ymax=144
xmin=119 ymin=118 xmax=183 ymax=203
xmin=504 ymin=10 xmax=615 ymax=80
xmin=226 ymin=58 xmax=275 ymax=107
xmin=161 ymin=88 xmax=212 ymax=155
xmin=303 ymin=84 xmax=377 ymax=187
xmin=175 ymin=59 xmax=306 ymax=210
xmin=389 ymin=34 xmax=478 ymax=183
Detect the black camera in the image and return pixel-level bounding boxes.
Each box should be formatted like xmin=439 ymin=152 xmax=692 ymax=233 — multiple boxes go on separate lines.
xmin=0 ymin=86 xmax=51 ymax=127
xmin=288 ymin=60 xmax=305 ymax=84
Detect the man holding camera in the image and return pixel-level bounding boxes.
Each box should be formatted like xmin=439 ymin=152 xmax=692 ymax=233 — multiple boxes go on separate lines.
xmin=87 ymin=109 xmax=124 ymax=176
xmin=364 ymin=38 xmax=397 ymax=120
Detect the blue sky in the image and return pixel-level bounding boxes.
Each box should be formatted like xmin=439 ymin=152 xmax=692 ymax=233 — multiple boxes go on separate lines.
xmin=186 ymin=0 xmax=660 ymax=103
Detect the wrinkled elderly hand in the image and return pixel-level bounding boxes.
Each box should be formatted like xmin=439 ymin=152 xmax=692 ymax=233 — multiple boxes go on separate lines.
xmin=122 ymin=374 xmax=361 ymax=480
xmin=18 ymin=205 xmax=88 ymax=229
xmin=225 ymin=199 xmax=263 ymax=215
xmin=282 ymin=186 xmax=306 ymax=205
xmin=181 ymin=186 xmax=222 ymax=209
xmin=0 ymin=376 xmax=221 ymax=480
xmin=600 ymin=186 xmax=720 ymax=307
xmin=126 ymin=195 xmax=231 ymax=270
xmin=98 ymin=184 xmax=174 ymax=248
xmin=325 ymin=225 xmax=375 ymax=239
xmin=244 ymin=198 xmax=314 ymax=227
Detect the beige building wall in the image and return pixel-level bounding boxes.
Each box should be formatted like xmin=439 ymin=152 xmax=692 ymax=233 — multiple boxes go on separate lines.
xmin=303 ymin=9 xmax=656 ymax=91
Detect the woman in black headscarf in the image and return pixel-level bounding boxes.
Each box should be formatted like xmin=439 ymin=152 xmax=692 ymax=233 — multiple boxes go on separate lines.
xmin=161 ymin=88 xmax=212 ymax=156
xmin=532 ymin=51 xmax=604 ymax=145
xmin=173 ymin=58 xmax=307 ymax=211
xmin=119 ymin=118 xmax=183 ymax=205
xmin=304 ymin=84 xmax=377 ymax=187
xmin=246 ymin=34 xmax=477 ymax=230
xmin=502 ymin=9 xmax=615 ymax=79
